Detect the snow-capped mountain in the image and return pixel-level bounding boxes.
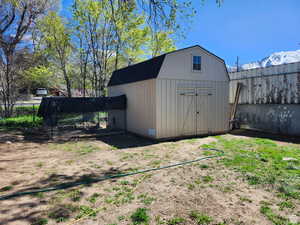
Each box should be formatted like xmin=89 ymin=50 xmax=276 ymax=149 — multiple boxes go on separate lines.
xmin=228 ymin=49 xmax=300 ymax=72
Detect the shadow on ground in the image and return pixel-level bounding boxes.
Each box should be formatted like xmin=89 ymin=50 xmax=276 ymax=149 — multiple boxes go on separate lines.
xmin=0 ymin=127 xmax=158 ymax=149
xmin=0 ymin=166 xmax=131 ymax=224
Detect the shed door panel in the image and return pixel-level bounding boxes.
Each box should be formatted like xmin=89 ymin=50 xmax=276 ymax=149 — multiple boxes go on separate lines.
xmin=177 ymin=89 xmax=196 ymax=136
xmin=196 ymin=88 xmax=213 ymax=134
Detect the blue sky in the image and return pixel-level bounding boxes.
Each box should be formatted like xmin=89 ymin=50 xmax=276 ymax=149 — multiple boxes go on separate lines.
xmin=62 ymin=0 xmax=300 ymax=66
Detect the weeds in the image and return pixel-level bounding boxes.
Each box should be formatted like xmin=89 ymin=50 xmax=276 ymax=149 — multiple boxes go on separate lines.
xmin=48 ymin=204 xmax=78 ymax=223
xmin=199 ymin=164 xmax=209 ymax=169
xmin=260 ymin=204 xmax=292 ymax=225
xmin=118 ymin=215 xmax=125 ymax=221
xmin=31 ymin=218 xmax=48 ymax=225
xmin=130 ymin=208 xmax=149 ymax=224
xmin=76 ymin=205 xmax=99 ymax=219
xmin=36 ymin=162 xmax=44 ymax=168
xmin=105 ymin=184 xmax=135 ymax=205
xmin=68 ymin=189 xmax=83 ymax=202
xmin=88 ymin=193 xmax=101 ymax=204
xmin=190 ymin=211 xmax=213 ymax=225
xmin=0 ymin=186 xmax=13 ymax=192
xmin=167 ymin=217 xmax=185 ymax=225
xmin=239 ymin=196 xmax=252 ymax=203
xmin=138 ymin=193 xmax=156 ymax=205
xmin=202 ymin=176 xmax=214 ymax=183
xmin=277 ymin=200 xmax=295 ymax=210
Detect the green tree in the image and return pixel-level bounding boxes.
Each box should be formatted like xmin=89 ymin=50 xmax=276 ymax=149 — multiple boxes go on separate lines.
xmin=149 ymin=31 xmax=176 ymax=57
xmin=38 ymin=11 xmax=73 ymax=97
xmin=23 ymin=65 xmax=53 ymax=92
xmin=0 ymin=0 xmax=57 ymax=117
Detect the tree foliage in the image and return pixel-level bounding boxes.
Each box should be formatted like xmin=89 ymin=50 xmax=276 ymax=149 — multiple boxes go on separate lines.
xmin=38 ymin=11 xmax=73 ymax=97
xmin=0 ymin=0 xmax=223 ymax=117
xmin=0 ymin=0 xmax=58 ymax=117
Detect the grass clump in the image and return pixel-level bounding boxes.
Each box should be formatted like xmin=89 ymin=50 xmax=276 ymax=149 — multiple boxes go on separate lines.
xmin=105 ymin=184 xmax=135 ymax=205
xmin=260 ymin=204 xmax=293 ymax=225
xmin=138 ymin=193 xmax=156 ymax=205
xmin=167 ymin=217 xmax=185 ymax=225
xmin=0 ymin=185 xmax=13 ymax=192
xmin=202 ymin=176 xmax=214 ymax=183
xmin=190 ymin=211 xmax=213 ymax=225
xmin=31 ymin=218 xmax=48 ymax=225
xmin=76 ymin=205 xmax=99 ymax=219
xmin=48 ymin=204 xmax=78 ymax=223
xmin=88 ymin=193 xmax=101 ymax=204
xmin=130 ymin=208 xmax=149 ymax=224
xmin=277 ymin=200 xmax=295 ymax=210
xmin=68 ymin=189 xmax=83 ymax=202
xmin=199 ymin=164 xmax=209 ymax=169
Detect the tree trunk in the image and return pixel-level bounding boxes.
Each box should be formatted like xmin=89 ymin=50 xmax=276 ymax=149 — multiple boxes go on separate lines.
xmin=62 ymin=65 xmax=72 ymax=97
xmin=2 ymin=51 xmax=15 ymax=117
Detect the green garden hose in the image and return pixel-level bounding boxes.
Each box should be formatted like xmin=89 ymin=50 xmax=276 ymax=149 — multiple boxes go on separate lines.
xmin=0 ymin=148 xmax=224 ymax=201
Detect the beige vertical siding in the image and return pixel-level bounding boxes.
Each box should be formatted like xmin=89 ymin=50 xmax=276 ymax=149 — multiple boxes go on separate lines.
xmin=156 ymin=79 xmax=229 ymax=139
xmin=159 ymin=46 xmax=229 ymax=82
xmin=155 ymin=46 xmax=229 ymax=139
xmin=108 ymin=46 xmax=229 ymax=139
xmin=108 ymin=79 xmax=156 ymax=138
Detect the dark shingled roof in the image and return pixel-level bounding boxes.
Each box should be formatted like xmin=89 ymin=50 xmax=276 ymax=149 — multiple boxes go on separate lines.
xmin=108 ymin=54 xmax=166 ymax=86
xmin=108 ymin=45 xmax=227 ymax=86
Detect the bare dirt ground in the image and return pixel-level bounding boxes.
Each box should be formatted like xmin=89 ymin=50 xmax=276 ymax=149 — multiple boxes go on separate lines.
xmin=0 ymin=130 xmax=299 ymax=225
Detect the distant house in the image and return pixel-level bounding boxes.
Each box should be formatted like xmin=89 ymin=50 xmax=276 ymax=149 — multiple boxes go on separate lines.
xmin=107 ymin=45 xmax=230 ymax=139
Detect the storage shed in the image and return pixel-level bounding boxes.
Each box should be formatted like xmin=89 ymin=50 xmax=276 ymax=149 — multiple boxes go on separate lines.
xmin=108 ymin=45 xmax=230 ymax=139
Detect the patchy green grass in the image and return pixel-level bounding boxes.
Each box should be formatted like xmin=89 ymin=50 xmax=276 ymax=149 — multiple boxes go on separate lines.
xmin=277 ymin=200 xmax=295 ymax=210
xmin=14 ymin=105 xmax=39 ymax=116
xmin=167 ymin=217 xmax=185 ymax=225
xmin=0 ymin=185 xmax=13 ymax=192
xmin=260 ymin=203 xmax=295 ymax=225
xmin=190 ymin=211 xmax=213 ymax=225
xmin=203 ymin=137 xmax=300 ymax=199
xmin=137 ymin=193 xmax=156 ymax=205
xmin=0 ymin=115 xmax=42 ymax=129
xmin=202 ymin=175 xmax=214 ymax=183
xmin=130 ymin=208 xmax=149 ymax=224
xmin=75 ymin=205 xmax=99 ymax=219
xmin=87 ymin=193 xmax=101 ymax=204
xmin=48 ymin=204 xmax=78 ymax=223
xmin=50 ymin=142 xmax=100 ymax=155
xmin=104 ymin=181 xmax=139 ymax=205
xmin=30 ymin=217 xmax=48 ymax=225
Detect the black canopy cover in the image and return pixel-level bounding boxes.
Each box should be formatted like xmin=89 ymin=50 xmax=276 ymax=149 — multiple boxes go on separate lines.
xmin=38 ymin=95 xmax=126 ymax=118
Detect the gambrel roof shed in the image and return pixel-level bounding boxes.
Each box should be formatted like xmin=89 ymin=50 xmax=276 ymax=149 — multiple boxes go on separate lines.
xmin=108 ymin=45 xmax=230 ymax=139
xmin=108 ymin=45 xmax=228 ymax=87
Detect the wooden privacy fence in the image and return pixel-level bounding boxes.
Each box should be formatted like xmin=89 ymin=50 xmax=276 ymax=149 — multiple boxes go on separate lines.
xmin=229 ymin=62 xmax=300 ymax=105
xmin=228 ymin=61 xmax=300 ymax=136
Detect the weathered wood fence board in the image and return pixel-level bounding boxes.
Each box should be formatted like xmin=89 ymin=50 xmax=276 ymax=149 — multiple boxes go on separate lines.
xmin=229 ymin=62 xmax=300 ymax=104
xmin=229 ymin=62 xmax=300 ymax=136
